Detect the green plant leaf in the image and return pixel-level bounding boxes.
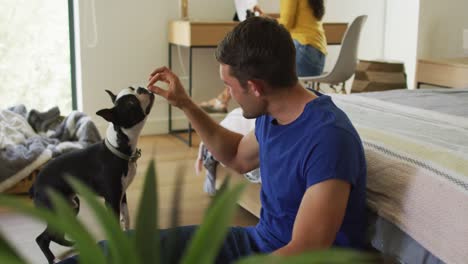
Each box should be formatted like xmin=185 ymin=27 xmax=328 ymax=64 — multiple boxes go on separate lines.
xmin=0 ymin=194 xmax=105 ymax=263
xmin=47 ymin=190 xmax=107 ymax=264
xmin=236 ymin=248 xmax=379 ymax=264
xmin=0 ymin=230 xmax=27 ymax=264
xmin=67 ymin=177 xmax=140 ymax=264
xmin=134 ymin=159 xmax=159 ymax=263
xmin=180 ymin=182 xmax=246 ymax=264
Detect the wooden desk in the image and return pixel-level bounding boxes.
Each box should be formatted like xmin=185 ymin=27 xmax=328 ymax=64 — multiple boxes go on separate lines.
xmin=168 ymin=20 xmax=348 ymax=47
xmin=167 ymin=20 xmax=348 ymax=146
xmin=416 ymin=57 xmax=468 ymax=88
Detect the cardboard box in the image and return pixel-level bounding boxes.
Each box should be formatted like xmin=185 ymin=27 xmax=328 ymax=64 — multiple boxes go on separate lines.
xmin=352 ymin=60 xmax=407 ymax=93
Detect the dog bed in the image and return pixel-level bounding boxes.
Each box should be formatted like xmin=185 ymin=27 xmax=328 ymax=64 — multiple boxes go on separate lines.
xmin=0 ymin=105 xmax=102 ymax=194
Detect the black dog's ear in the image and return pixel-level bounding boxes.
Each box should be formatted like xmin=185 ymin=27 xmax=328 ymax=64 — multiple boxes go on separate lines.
xmin=96 ymin=108 xmax=114 ymax=122
xmin=105 ymin=90 xmax=117 ymax=103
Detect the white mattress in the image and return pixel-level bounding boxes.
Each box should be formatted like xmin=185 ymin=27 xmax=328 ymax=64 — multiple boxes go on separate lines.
xmin=332 ymin=89 xmax=468 ymax=264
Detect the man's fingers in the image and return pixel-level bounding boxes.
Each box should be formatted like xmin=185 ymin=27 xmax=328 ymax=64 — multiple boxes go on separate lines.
xmin=148 ymin=85 xmax=169 ymax=98
xmin=148 ymin=72 xmax=172 ymax=88
xmin=148 ymin=66 xmax=167 ymax=78
xmin=148 ymin=66 xmax=170 ymax=80
xmin=147 ymin=74 xmax=160 ymax=87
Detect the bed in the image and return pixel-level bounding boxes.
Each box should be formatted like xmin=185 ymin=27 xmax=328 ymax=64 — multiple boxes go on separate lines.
xmin=205 ymin=88 xmax=468 ymax=264
xmin=332 ymin=88 xmax=468 ymax=264
xmin=0 ymin=105 xmax=101 ymax=194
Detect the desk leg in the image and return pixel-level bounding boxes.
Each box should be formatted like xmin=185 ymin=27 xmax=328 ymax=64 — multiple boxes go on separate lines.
xmin=188 ymin=47 xmax=193 ymax=146
xmin=168 ymin=43 xmax=173 ymax=132
xmin=167 ymin=44 xmax=193 ymax=147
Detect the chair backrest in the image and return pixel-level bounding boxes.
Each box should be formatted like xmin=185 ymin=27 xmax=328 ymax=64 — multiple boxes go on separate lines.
xmin=325 ymin=15 xmax=367 ymax=83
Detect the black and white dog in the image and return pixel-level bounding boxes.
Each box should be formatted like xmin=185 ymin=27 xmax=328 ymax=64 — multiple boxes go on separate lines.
xmin=30 ymin=87 xmax=154 ymax=263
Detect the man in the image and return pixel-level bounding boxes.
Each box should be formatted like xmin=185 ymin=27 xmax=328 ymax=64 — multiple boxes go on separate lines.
xmin=147 ymin=16 xmax=366 ymax=261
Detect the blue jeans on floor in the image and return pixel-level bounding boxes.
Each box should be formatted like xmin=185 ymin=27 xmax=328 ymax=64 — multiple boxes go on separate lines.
xmin=57 ymin=225 xmax=261 ymax=264
xmin=294 ymin=39 xmax=325 ymax=77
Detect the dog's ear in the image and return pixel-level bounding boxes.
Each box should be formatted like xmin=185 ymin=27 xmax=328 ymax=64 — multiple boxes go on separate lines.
xmin=105 ymin=90 xmax=117 ymax=103
xmin=96 ymin=108 xmax=114 ymax=122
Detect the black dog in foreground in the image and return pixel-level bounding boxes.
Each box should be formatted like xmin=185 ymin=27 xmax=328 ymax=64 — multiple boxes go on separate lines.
xmin=30 ymin=87 xmax=154 ymax=263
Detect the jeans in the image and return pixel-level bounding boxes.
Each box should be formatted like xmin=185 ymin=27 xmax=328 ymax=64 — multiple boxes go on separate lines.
xmin=57 ymin=225 xmax=261 ymax=264
xmin=294 ymin=39 xmax=325 ymax=77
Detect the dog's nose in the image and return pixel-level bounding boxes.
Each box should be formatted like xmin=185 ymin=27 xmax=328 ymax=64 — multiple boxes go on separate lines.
xmin=137 ymin=87 xmax=149 ymax=95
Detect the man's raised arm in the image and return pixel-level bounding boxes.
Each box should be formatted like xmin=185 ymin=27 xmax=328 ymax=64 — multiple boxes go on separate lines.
xmin=147 ymin=66 xmax=259 ymax=173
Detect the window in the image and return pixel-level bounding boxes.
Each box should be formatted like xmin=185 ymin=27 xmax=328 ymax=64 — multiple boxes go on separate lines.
xmin=0 ymin=0 xmax=75 ymax=114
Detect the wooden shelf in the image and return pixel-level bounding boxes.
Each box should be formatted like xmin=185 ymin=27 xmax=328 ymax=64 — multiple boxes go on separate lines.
xmin=416 ymin=57 xmax=468 ymax=88
xmin=168 ymin=20 xmax=238 ymax=47
xmin=168 ymin=20 xmax=348 ymax=47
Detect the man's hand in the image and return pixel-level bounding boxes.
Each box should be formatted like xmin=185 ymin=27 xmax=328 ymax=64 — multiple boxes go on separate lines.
xmin=253 ymin=5 xmax=264 ymax=16
xmin=147 ymin=66 xmax=190 ymax=109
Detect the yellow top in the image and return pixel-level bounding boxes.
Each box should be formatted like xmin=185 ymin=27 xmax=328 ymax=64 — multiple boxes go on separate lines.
xmin=278 ymin=0 xmax=327 ymax=55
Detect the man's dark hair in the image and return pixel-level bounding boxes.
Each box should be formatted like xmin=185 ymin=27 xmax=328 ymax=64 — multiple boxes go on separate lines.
xmin=215 ymin=17 xmax=297 ymax=89
xmin=308 ymin=0 xmax=325 ymax=20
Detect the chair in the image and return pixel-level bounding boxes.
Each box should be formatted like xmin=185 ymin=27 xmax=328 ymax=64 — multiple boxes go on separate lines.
xmin=300 ymin=15 xmax=368 ymax=93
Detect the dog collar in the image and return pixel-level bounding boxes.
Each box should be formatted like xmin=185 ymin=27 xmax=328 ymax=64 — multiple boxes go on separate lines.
xmin=104 ymin=138 xmax=141 ymax=162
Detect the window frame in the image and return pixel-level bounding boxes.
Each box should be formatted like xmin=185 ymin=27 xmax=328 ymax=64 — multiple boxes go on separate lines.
xmin=68 ymin=0 xmax=77 ymax=110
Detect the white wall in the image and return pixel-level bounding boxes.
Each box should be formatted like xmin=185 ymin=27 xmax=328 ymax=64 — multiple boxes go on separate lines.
xmin=75 ymin=0 xmax=387 ymax=135
xmin=384 ymin=0 xmax=419 ymax=89
xmin=362 ymin=0 xmax=468 ymax=90
xmin=325 ymin=0 xmax=385 ymax=61
xmin=75 ymin=0 xmax=234 ymax=135
xmin=257 ymin=0 xmax=279 ymax=13
xmin=323 ymin=0 xmax=386 ymax=91
xmin=190 ymin=0 xmax=234 ymax=20
xmin=418 ymin=0 xmax=468 ymax=59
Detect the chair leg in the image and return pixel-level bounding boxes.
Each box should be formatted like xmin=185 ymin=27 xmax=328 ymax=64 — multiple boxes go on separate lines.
xmin=303 ymin=82 xmax=323 ymax=92
xmin=333 ymin=82 xmax=346 ymax=94
xmin=329 ymin=84 xmax=338 ymax=93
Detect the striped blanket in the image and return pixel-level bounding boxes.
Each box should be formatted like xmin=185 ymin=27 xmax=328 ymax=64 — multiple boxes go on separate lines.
xmin=332 ymin=91 xmax=468 ymax=264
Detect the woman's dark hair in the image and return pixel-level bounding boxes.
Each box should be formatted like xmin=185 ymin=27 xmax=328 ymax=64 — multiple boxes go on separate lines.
xmin=215 ymin=17 xmax=297 ymax=89
xmin=308 ymin=0 xmax=325 ymax=20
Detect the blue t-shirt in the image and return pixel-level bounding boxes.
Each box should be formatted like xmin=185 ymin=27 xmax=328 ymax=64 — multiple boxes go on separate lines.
xmin=248 ymin=94 xmax=367 ymax=252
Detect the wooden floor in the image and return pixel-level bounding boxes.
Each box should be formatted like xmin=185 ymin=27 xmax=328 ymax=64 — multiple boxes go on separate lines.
xmin=0 ymin=134 xmax=258 ymax=264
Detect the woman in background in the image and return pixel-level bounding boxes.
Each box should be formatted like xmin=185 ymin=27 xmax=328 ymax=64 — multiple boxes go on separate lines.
xmin=280 ymin=0 xmax=327 ymax=76
xmin=199 ymin=0 xmax=327 ymax=113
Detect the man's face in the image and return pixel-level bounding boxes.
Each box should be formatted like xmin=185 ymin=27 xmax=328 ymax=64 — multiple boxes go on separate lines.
xmin=219 ymin=64 xmax=266 ymax=119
